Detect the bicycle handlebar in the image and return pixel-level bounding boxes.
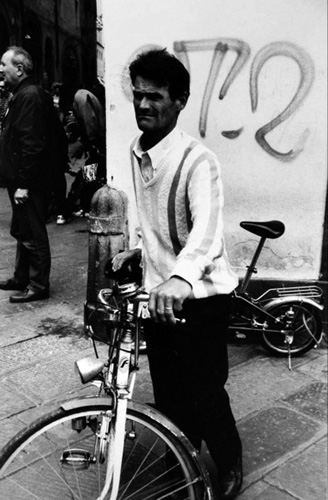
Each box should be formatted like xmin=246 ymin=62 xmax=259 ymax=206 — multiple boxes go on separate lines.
xmin=97 ymin=286 xmax=186 ymax=324
xmin=97 ymin=285 xmax=147 ymax=306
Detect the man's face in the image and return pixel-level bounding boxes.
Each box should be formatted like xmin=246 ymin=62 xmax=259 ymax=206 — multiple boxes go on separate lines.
xmin=0 ymin=51 xmax=20 ymax=90
xmin=132 ymin=76 xmax=185 ymax=139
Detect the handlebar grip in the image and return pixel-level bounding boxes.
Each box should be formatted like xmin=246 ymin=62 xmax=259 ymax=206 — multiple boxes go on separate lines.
xmin=133 ymin=291 xmax=150 ymax=302
xmin=98 ymin=287 xmax=186 ymax=323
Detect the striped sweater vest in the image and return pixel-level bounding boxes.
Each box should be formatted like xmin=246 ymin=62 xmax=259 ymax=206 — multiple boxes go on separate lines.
xmin=130 ymin=129 xmax=238 ymax=298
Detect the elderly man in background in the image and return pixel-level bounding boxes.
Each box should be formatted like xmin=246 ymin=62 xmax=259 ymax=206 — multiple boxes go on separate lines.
xmin=0 ymin=46 xmax=55 ymax=303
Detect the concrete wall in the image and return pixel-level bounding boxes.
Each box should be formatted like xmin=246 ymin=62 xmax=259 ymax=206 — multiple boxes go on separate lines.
xmin=103 ymin=0 xmax=327 ymax=282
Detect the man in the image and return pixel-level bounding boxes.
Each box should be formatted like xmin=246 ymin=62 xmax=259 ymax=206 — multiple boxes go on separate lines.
xmin=112 ymin=49 xmax=243 ymax=499
xmin=0 ymin=46 xmax=53 ymax=303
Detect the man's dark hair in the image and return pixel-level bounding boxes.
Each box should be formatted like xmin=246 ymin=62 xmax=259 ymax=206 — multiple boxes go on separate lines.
xmin=129 ymin=49 xmax=190 ymax=101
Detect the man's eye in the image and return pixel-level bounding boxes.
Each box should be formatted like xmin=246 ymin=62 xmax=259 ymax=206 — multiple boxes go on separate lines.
xmin=133 ymin=92 xmax=161 ymax=102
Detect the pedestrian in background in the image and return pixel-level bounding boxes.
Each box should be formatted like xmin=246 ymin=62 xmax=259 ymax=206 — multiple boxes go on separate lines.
xmin=111 ymin=49 xmax=243 ymax=499
xmin=0 ymin=46 xmax=54 ymax=303
xmin=67 ymin=88 xmax=106 ymax=216
xmin=49 ymin=82 xmax=71 ymax=225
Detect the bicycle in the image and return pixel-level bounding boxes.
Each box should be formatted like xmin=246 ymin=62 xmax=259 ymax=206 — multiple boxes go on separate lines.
xmin=228 ymin=220 xmax=324 ymax=370
xmin=0 ymin=281 xmax=213 ymax=499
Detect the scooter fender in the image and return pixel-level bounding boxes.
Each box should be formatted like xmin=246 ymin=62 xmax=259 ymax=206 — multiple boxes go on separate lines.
xmin=263 ymin=296 xmax=324 ymax=312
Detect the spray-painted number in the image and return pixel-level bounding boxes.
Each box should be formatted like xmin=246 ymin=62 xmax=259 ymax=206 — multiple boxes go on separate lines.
xmin=173 ymin=39 xmax=314 ymax=161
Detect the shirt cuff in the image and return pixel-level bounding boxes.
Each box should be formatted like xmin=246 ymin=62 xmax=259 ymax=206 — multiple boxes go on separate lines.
xmin=170 ymin=259 xmax=204 ymax=288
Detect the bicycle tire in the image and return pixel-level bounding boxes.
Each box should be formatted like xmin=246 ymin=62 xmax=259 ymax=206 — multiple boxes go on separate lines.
xmin=262 ymin=301 xmax=322 ymax=356
xmin=0 ymin=401 xmax=212 ymax=500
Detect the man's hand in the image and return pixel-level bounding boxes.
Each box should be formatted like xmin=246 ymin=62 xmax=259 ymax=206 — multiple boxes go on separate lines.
xmin=111 ymin=248 xmax=141 ymax=272
xmin=14 ymin=188 xmax=29 ymax=205
xmin=148 ymin=276 xmax=192 ymax=325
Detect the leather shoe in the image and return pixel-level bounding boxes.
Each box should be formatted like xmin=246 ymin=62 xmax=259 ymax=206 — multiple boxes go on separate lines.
xmin=9 ymin=288 xmax=49 ymax=303
xmin=0 ymin=278 xmax=27 ymax=291
xmin=219 ymin=455 xmax=243 ymax=499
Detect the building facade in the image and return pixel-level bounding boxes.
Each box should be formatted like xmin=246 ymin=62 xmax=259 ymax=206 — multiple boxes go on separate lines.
xmin=96 ymin=0 xmax=105 ymax=84
xmin=0 ymin=0 xmax=98 ymax=109
xmin=103 ymin=0 xmax=327 ymax=299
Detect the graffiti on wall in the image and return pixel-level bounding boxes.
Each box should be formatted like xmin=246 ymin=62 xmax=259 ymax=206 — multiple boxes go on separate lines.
xmin=122 ymin=39 xmax=315 ymax=162
xmin=174 ymin=39 xmax=250 ymax=139
xmin=250 ymin=41 xmax=314 ymax=161
xmin=174 ymin=38 xmax=315 ymax=161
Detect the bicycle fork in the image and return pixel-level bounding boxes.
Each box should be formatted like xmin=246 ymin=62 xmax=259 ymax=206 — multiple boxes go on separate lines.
xmin=98 ymin=398 xmax=128 ymax=500
xmin=98 ymin=327 xmax=135 ymax=500
xmin=61 ymin=401 xmax=128 ymax=500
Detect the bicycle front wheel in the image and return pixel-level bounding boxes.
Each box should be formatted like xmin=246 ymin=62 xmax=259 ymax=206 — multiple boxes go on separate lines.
xmin=262 ymin=301 xmax=323 ymax=356
xmin=0 ymin=400 xmax=211 ymax=500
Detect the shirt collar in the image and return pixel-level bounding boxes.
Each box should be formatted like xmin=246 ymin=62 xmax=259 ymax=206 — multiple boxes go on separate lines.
xmin=11 ymin=76 xmax=33 ymax=96
xmin=133 ymin=127 xmax=181 ymax=169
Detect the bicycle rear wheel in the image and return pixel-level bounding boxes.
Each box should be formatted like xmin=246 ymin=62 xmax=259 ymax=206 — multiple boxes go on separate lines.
xmin=0 ymin=401 xmax=212 ymax=500
xmin=262 ymin=301 xmax=322 ymax=356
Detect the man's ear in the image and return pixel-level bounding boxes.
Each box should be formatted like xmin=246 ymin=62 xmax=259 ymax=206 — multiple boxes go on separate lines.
xmin=16 ymin=64 xmax=24 ymax=76
xmin=176 ymin=92 xmax=189 ymax=112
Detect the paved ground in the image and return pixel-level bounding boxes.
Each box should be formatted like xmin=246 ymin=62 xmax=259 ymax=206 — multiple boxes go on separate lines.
xmin=0 ymin=185 xmax=327 ymax=499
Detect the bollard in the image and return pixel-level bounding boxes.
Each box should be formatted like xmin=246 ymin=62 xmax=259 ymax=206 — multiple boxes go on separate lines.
xmin=85 ymin=184 xmax=129 ymax=342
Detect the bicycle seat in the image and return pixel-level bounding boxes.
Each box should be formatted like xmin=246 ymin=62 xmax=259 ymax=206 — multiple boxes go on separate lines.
xmin=240 ymin=220 xmax=285 ymax=239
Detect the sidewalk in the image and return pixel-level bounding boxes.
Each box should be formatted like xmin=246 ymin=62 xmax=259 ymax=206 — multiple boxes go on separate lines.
xmin=0 ymin=187 xmax=327 ymax=499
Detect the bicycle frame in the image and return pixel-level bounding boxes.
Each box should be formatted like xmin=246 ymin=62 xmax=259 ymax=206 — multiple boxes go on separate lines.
xmin=73 ymin=285 xmax=142 ymax=499
xmin=74 ymin=284 xmax=212 ymax=500
xmin=230 ymin=289 xmax=323 ymax=333
xmin=100 ymin=286 xmax=143 ymax=500
xmin=228 ymin=221 xmax=324 ymax=369
xmin=237 ymin=222 xmax=324 ymax=305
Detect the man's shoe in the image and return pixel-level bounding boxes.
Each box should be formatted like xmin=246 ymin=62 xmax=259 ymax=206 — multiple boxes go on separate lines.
xmin=0 ymin=279 xmax=27 ymax=291
xmin=9 ymin=288 xmax=49 ymax=303
xmin=219 ymin=455 xmax=243 ymax=499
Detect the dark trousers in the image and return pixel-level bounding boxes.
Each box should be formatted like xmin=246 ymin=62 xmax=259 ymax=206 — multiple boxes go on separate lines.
xmin=67 ymin=170 xmax=102 ymax=214
xmin=53 ymin=170 xmax=68 ymax=217
xmin=144 ymin=294 xmax=241 ymax=477
xmin=8 ymin=188 xmax=51 ymax=293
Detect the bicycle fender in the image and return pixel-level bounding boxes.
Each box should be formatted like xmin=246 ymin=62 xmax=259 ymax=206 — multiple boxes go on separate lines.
xmin=61 ymin=396 xmax=114 ymax=412
xmin=128 ymin=401 xmax=214 ymax=499
xmin=129 ymin=401 xmax=206 ymax=457
xmin=263 ymin=296 xmax=324 ymax=311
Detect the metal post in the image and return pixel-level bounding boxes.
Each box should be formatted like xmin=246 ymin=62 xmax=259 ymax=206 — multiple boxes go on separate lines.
xmin=85 ymin=184 xmax=129 ymax=342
